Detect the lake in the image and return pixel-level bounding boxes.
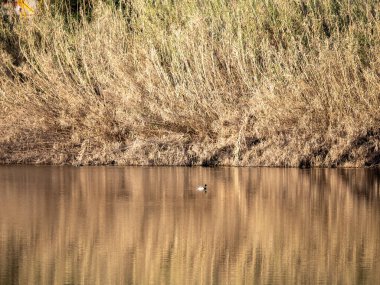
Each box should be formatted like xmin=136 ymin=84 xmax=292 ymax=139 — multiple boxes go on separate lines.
xmin=0 ymin=166 xmax=379 ymax=284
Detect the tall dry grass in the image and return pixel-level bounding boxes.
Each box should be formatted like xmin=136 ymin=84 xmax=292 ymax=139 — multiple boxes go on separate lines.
xmin=0 ymin=0 xmax=380 ymax=166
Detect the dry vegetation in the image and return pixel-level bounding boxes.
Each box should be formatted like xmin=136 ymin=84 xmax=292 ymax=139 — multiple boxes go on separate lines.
xmin=0 ymin=0 xmax=380 ymax=166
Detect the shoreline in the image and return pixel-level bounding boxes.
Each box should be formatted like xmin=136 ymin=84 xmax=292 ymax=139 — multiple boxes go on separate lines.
xmin=1 ymin=138 xmax=379 ymax=167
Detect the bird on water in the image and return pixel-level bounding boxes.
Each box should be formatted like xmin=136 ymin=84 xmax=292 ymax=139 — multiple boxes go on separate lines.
xmin=197 ymin=184 xmax=207 ymax=192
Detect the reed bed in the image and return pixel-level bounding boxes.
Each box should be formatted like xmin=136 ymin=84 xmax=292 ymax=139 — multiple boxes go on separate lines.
xmin=0 ymin=0 xmax=379 ymax=166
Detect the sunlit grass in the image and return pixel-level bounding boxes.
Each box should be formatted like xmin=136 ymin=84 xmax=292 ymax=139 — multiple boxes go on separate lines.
xmin=0 ymin=0 xmax=379 ymax=166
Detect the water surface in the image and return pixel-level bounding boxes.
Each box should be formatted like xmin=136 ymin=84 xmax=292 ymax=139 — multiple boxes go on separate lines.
xmin=0 ymin=166 xmax=380 ymax=284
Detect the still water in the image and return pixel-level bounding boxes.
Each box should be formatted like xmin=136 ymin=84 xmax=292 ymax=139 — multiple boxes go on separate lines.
xmin=0 ymin=166 xmax=380 ymax=285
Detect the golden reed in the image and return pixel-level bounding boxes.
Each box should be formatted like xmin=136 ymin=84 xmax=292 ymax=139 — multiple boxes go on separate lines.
xmin=0 ymin=1 xmax=379 ymax=166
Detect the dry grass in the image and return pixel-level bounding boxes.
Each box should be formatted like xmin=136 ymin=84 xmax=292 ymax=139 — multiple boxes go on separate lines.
xmin=0 ymin=0 xmax=380 ymax=166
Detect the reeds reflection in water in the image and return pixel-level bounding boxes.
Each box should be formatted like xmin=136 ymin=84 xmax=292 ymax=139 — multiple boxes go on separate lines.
xmin=0 ymin=167 xmax=379 ymax=284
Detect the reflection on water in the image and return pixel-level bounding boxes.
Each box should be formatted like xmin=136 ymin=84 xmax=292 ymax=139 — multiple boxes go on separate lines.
xmin=0 ymin=166 xmax=380 ymax=284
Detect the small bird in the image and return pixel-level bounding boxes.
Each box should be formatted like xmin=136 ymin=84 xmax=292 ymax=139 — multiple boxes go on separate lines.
xmin=196 ymin=184 xmax=207 ymax=192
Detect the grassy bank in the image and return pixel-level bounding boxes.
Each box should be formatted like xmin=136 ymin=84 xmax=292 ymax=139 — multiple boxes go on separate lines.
xmin=0 ymin=0 xmax=379 ymax=167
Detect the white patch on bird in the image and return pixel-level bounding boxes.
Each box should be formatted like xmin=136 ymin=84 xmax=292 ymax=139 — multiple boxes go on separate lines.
xmin=196 ymin=184 xmax=207 ymax=192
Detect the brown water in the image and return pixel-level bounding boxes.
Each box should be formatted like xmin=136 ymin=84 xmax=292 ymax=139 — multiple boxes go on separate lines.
xmin=0 ymin=166 xmax=379 ymax=285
